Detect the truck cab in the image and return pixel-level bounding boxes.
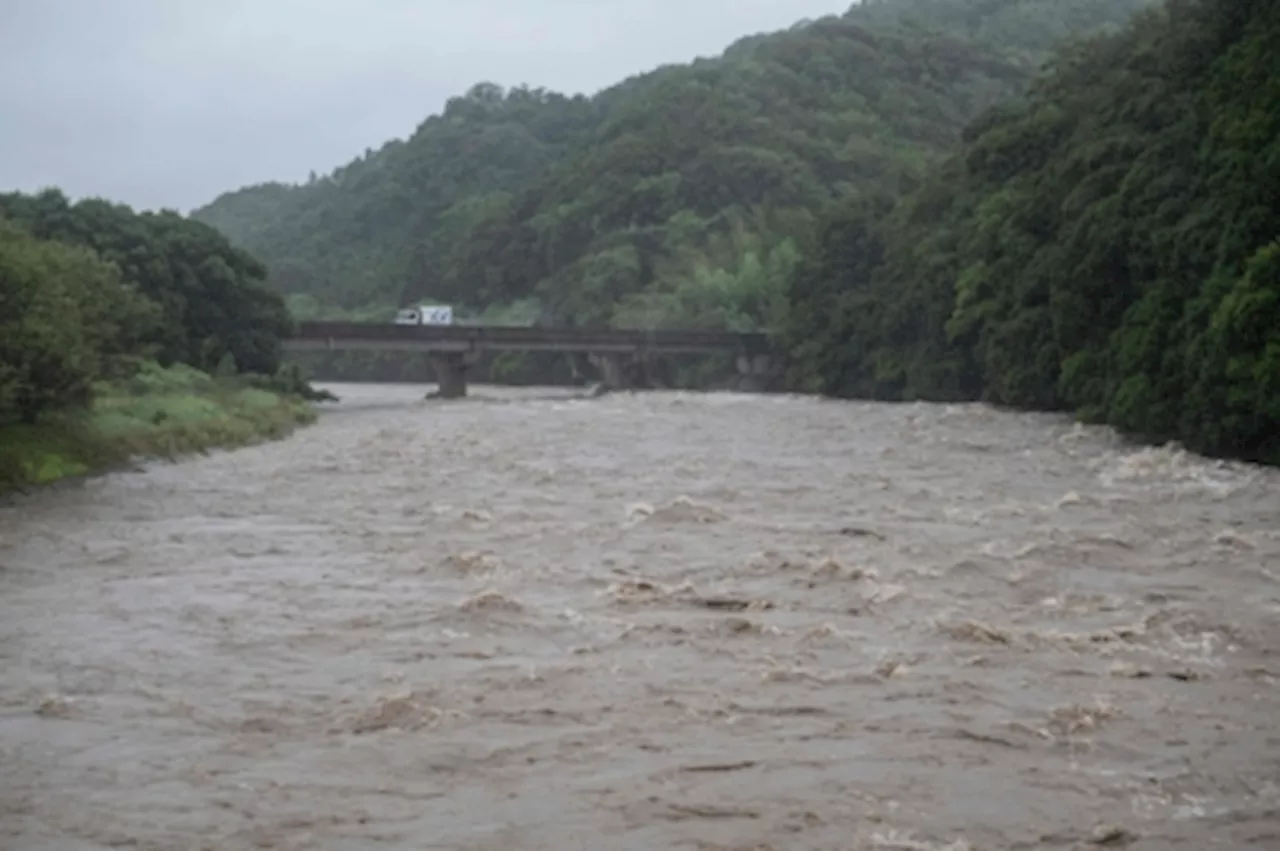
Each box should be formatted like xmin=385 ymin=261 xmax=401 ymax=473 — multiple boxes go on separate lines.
xmin=394 ymin=304 xmax=454 ymax=326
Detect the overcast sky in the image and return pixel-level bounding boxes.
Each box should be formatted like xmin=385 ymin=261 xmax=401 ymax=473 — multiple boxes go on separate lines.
xmin=0 ymin=0 xmax=851 ymax=213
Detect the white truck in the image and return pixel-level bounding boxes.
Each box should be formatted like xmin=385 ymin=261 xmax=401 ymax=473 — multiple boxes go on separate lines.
xmin=394 ymin=304 xmax=454 ymax=326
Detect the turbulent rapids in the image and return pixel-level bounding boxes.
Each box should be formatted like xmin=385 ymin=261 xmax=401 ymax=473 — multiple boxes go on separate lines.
xmin=2 ymin=384 xmax=1277 ymax=850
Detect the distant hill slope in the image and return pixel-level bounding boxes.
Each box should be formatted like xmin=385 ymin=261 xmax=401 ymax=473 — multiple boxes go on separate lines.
xmin=192 ymin=0 xmax=1152 ymax=326
xmin=193 ymin=85 xmax=602 ymax=312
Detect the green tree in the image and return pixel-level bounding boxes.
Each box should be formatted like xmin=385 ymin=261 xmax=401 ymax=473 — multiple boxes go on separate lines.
xmin=0 ymin=189 xmax=293 ymax=376
xmin=0 ymin=218 xmax=158 ymax=423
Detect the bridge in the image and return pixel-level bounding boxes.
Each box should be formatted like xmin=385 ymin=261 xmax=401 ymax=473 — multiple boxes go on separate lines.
xmin=283 ymin=321 xmax=781 ymax=397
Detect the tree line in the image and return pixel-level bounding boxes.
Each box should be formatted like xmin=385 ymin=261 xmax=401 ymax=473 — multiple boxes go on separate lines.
xmin=0 ymin=190 xmax=295 ymax=424
xmin=781 ymin=0 xmax=1279 ymax=463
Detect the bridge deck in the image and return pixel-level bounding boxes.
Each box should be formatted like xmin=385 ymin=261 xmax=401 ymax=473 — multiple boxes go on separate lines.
xmin=284 ymin=321 xmax=772 ymax=355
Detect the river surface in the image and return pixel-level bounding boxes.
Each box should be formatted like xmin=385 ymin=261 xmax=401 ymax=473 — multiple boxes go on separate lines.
xmin=2 ymin=384 xmax=1279 ymax=850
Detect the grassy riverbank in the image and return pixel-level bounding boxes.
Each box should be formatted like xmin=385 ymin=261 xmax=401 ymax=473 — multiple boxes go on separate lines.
xmin=0 ymin=362 xmax=317 ymax=494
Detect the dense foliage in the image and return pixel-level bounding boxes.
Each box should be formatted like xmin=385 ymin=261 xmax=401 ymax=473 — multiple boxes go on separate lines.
xmin=783 ymin=0 xmax=1280 ymax=463
xmin=193 ymin=0 xmax=1150 ymax=332
xmin=0 ymin=190 xmax=295 ymax=424
xmin=0 ymin=219 xmax=156 ymax=422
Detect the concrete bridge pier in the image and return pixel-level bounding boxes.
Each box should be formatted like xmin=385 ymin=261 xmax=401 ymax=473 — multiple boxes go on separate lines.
xmin=735 ymin=353 xmax=782 ymax=392
xmin=588 ymin=352 xmax=655 ymax=391
xmin=428 ymin=351 xmax=477 ymax=398
xmin=589 ymin=352 xmax=627 ymax=390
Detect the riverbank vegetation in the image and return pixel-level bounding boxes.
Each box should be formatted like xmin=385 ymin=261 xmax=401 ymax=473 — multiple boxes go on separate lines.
xmin=189 ymin=0 xmax=1275 ymax=465
xmin=0 ymin=193 xmax=324 ymax=492
xmin=781 ymin=0 xmax=1280 ymax=464
xmin=0 ymin=363 xmax=316 ymax=493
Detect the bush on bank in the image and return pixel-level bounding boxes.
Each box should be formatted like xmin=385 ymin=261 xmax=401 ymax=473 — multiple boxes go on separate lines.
xmin=0 ymin=361 xmax=318 ymax=494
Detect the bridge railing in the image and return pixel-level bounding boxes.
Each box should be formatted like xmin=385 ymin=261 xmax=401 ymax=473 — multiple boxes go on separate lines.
xmin=289 ymin=321 xmax=773 ymax=353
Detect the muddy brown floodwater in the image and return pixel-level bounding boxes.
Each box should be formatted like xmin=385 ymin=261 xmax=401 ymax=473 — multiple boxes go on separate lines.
xmin=2 ymin=384 xmax=1279 ymax=850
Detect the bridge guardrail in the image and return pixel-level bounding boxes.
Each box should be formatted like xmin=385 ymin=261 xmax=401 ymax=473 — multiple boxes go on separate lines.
xmin=289 ymin=322 xmax=774 ymax=354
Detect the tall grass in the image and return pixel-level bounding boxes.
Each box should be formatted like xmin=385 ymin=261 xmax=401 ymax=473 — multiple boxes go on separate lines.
xmin=0 ymin=362 xmax=316 ymax=493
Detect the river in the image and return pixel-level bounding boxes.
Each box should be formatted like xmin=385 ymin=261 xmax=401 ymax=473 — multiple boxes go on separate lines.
xmin=2 ymin=383 xmax=1278 ymax=850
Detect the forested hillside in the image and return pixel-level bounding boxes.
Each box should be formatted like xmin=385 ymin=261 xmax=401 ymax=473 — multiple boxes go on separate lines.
xmin=193 ymin=0 xmax=1151 ymax=328
xmin=195 ymin=86 xmax=602 ymax=314
xmin=783 ymin=0 xmax=1280 ymax=463
xmin=0 ymin=190 xmax=294 ymax=425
